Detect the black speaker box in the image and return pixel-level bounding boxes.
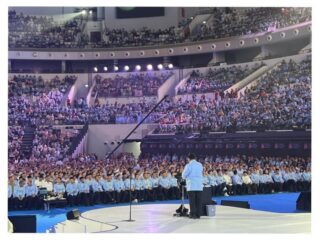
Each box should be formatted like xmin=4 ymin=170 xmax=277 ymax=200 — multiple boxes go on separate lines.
xmin=296 ymin=191 xmax=311 ymax=212
xmin=8 ymin=215 xmax=37 ymax=233
xmin=66 ymin=209 xmax=80 ymax=220
xmin=221 ymin=200 xmax=250 ymax=209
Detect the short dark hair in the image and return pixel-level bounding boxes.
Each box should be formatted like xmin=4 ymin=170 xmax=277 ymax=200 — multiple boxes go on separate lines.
xmin=188 ymin=153 xmax=196 ymax=160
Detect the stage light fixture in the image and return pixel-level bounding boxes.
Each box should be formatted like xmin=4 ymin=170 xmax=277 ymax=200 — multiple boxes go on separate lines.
xmin=135 ymin=65 xmax=141 ymax=71
xmin=147 ymin=64 xmax=153 ymax=70
xmin=168 ymin=63 xmax=173 ymax=69
xmin=82 ymin=10 xmax=87 ymax=15
xmin=114 ymin=66 xmax=119 ymax=71
xmin=202 ymin=21 xmax=206 ymax=24
xmin=89 ymin=10 xmax=93 ymax=14
xmin=124 ymin=65 xmax=130 ymax=71
xmin=93 ymin=67 xmax=98 ymax=72
xmin=103 ymin=66 xmax=108 ymax=72
xmin=157 ymin=64 xmax=163 ymax=70
xmin=85 ymin=84 xmax=89 ymax=88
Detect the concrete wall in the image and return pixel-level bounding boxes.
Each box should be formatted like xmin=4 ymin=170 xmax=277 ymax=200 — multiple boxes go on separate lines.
xmin=104 ymin=7 xmax=179 ymax=30
xmin=157 ymin=73 xmax=178 ymax=99
xmin=123 ymin=142 xmax=141 ymax=159
xmin=87 ymin=124 xmax=157 ymax=158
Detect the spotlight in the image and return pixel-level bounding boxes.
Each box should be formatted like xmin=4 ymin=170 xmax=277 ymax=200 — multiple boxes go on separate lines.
xmin=93 ymin=67 xmax=98 ymax=72
xmin=157 ymin=64 xmax=163 ymax=70
xmin=81 ymin=10 xmax=87 ymax=15
xmin=124 ymin=65 xmax=130 ymax=71
xmin=135 ymin=65 xmax=141 ymax=71
xmin=85 ymin=84 xmax=89 ymax=88
xmin=89 ymin=10 xmax=93 ymax=14
xmin=168 ymin=63 xmax=173 ymax=69
xmin=114 ymin=66 xmax=119 ymax=71
xmin=103 ymin=66 xmax=108 ymax=72
xmin=147 ymin=64 xmax=153 ymax=70
xmin=202 ymin=21 xmax=206 ymax=24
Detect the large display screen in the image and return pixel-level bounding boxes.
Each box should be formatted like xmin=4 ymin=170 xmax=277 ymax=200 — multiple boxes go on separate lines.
xmin=116 ymin=7 xmax=165 ymax=19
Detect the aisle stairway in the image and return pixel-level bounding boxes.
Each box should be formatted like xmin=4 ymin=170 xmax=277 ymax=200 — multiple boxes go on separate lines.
xmin=20 ymin=126 xmax=36 ymax=159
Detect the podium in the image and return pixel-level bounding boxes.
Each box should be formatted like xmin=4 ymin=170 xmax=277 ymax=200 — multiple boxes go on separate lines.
xmin=201 ymin=187 xmax=215 ymax=216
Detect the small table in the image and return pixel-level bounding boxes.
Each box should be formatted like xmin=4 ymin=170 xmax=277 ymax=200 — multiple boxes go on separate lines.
xmin=43 ymin=198 xmax=67 ymax=212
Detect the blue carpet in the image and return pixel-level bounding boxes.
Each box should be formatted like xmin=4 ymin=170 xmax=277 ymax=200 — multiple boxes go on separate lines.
xmin=8 ymin=192 xmax=303 ymax=233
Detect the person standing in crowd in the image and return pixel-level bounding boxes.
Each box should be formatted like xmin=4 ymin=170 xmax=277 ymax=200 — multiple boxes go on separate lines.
xmin=182 ymin=153 xmax=204 ymax=219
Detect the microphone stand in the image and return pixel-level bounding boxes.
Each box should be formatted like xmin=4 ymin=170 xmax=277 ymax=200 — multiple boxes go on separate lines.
xmin=124 ymin=167 xmax=135 ymax=222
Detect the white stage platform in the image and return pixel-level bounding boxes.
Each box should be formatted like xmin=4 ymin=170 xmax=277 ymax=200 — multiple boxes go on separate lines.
xmin=51 ymin=204 xmax=311 ymax=233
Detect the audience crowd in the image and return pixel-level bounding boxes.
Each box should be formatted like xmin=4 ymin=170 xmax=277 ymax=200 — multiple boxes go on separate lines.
xmin=92 ymin=71 xmax=173 ymax=98
xmin=190 ymin=7 xmax=311 ymax=42
xmin=177 ymin=63 xmax=262 ymax=95
xmin=155 ymin=57 xmax=311 ymax=133
xmin=9 ymin=7 xmax=311 ymax=49
xmin=8 ymin=153 xmax=311 ymax=210
xmin=9 ymin=10 xmax=88 ymax=49
xmin=8 ymin=58 xmax=311 ymax=132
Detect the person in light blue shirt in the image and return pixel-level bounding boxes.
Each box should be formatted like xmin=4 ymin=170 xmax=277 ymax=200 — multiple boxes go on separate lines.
xmin=272 ymin=169 xmax=284 ymax=192
xmin=13 ymin=180 xmax=26 ymax=210
xmin=207 ymin=170 xmax=218 ymax=196
xmin=202 ymin=172 xmax=210 ymax=187
xmin=114 ymin=174 xmax=127 ymax=203
xmin=159 ymin=171 xmax=171 ymax=200
xmin=282 ymin=169 xmax=297 ymax=192
xmin=66 ymin=176 xmax=78 ymax=206
xmin=123 ymin=173 xmax=136 ymax=202
xmin=25 ymin=176 xmax=39 ymax=210
xmin=78 ymin=177 xmax=90 ymax=206
xmin=259 ymin=170 xmax=274 ymax=194
xmin=250 ymin=170 xmax=261 ymax=194
xmin=169 ymin=172 xmax=180 ymax=200
xmin=182 ymin=153 xmax=203 ymax=219
xmin=215 ymin=169 xmax=228 ymax=196
xmin=231 ymin=170 xmax=245 ymax=195
xmin=134 ymin=173 xmax=145 ymax=202
xmin=53 ymin=177 xmax=66 ymax=197
xmin=302 ymin=167 xmax=311 ymax=191
xmin=91 ymin=175 xmax=103 ymax=204
xmin=151 ymin=172 xmax=159 ymax=201
xmin=101 ymin=174 xmax=115 ymax=203
xmin=143 ymin=172 xmax=154 ymax=201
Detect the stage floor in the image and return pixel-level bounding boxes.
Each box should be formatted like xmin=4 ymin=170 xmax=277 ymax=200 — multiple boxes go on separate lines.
xmin=51 ymin=204 xmax=311 ymax=233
